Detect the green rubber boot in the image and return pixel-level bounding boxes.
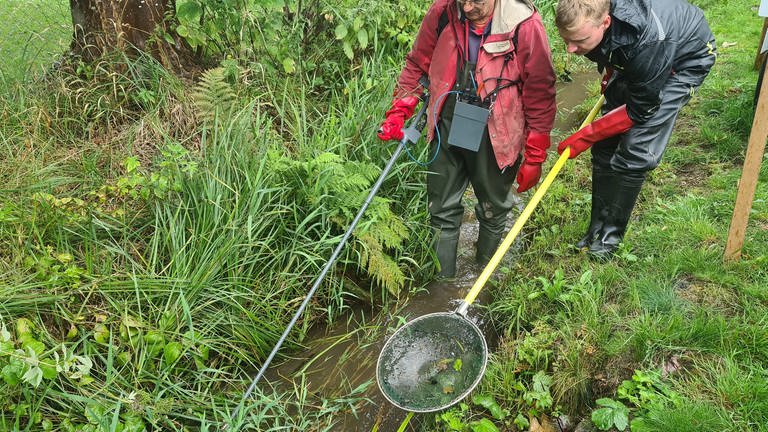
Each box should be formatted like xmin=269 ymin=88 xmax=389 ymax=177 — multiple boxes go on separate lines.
xmin=434 ymin=231 xmax=460 ymax=279
xmin=475 ymin=227 xmax=502 ymax=267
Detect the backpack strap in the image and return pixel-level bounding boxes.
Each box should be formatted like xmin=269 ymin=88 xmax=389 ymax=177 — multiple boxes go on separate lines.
xmin=481 ymin=25 xmax=524 ymax=106
xmin=437 ymin=8 xmax=449 ymax=38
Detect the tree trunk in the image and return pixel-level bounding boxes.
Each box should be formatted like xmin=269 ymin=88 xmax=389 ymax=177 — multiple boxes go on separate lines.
xmin=69 ymin=0 xmax=194 ymax=69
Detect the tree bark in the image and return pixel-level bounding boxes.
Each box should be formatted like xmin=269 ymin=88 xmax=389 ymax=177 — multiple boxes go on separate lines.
xmin=69 ymin=0 xmax=194 ymax=68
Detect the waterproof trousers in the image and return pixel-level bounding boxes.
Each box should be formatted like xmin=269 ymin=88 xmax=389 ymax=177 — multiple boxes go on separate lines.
xmin=579 ymin=73 xmax=697 ymax=258
xmin=427 ymin=130 xmax=520 ymax=278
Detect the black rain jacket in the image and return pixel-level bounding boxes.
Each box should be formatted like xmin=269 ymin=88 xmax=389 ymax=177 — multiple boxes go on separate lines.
xmin=586 ymin=0 xmax=716 ymax=123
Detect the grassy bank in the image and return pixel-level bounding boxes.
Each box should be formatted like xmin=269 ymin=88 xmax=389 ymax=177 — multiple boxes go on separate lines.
xmin=468 ymin=1 xmax=768 ymax=431
xmin=0 ymin=3 xmax=430 ymax=427
xmin=1 ymin=0 xmax=767 ymax=430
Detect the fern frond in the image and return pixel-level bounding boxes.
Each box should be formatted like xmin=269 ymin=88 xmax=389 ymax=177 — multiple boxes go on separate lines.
xmin=357 ymin=233 xmax=405 ymax=296
xmin=365 ymin=197 xmax=408 ymax=249
xmin=192 ymin=67 xmax=237 ymax=123
xmin=267 ymin=149 xmax=410 ymax=294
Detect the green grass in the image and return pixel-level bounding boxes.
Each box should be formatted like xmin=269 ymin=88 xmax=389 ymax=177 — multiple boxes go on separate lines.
xmin=1 ymin=0 xmax=767 ymax=430
xmin=0 ymin=0 xmax=70 ymax=88
xmin=0 ymin=12 xmax=429 ymax=426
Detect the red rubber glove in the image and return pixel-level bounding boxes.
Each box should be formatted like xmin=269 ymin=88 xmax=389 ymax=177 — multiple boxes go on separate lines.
xmin=601 ymin=67 xmax=614 ymax=94
xmin=377 ymin=96 xmax=420 ymax=141
xmin=557 ymin=105 xmax=634 ymax=159
xmin=516 ymin=131 xmax=550 ymax=193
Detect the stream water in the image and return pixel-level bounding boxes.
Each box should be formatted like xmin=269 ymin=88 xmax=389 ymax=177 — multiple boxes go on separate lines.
xmin=264 ymin=219 xmax=502 ymax=430
xmin=262 ymin=72 xmax=597 ymax=431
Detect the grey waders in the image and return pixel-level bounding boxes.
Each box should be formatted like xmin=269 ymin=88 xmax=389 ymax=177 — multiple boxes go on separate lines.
xmin=433 ymin=229 xmax=460 ymax=278
xmin=575 ymin=66 xmax=708 ymax=260
xmin=576 ymin=167 xmax=611 ymax=249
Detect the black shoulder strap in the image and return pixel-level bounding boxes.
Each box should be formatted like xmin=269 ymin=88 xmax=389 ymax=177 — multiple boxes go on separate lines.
xmin=480 ymin=24 xmax=526 ymax=105
xmin=437 ymin=9 xmax=449 ymax=38
xmin=511 ymin=20 xmax=522 ymax=52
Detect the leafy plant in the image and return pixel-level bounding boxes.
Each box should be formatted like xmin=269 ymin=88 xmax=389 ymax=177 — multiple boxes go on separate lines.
xmin=515 ymin=323 xmax=556 ymax=370
xmin=0 ymin=320 xmax=93 ymax=389
xmin=523 ymin=371 xmax=554 ymax=415
xmin=527 ymin=269 xmax=595 ymax=305
xmin=174 ymin=0 xmax=208 ymax=50
xmin=333 ymin=15 xmax=372 ymax=60
xmin=617 ymin=370 xmax=680 ymax=410
xmin=615 ymin=369 xmax=682 ymax=429
xmin=591 ymin=398 xmax=630 ymax=431
xmin=173 ymin=0 xmax=254 ymax=57
xmin=528 ymin=268 xmax=567 ymax=301
xmin=22 ymin=245 xmax=87 ymax=287
xmin=434 ymin=395 xmax=509 ymax=432
xmin=269 ymin=150 xmax=408 ymax=294
xmin=113 ymin=144 xmax=199 ymax=200
xmin=472 ymin=395 xmax=510 ymax=421
xmin=586 ymin=371 xmax=684 ymax=431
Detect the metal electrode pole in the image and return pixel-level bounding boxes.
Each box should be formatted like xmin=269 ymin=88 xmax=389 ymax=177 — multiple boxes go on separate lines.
xmin=227 ymin=92 xmax=430 ymax=428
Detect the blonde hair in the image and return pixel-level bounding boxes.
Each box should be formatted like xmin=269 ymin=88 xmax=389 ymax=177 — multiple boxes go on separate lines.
xmin=555 ymin=0 xmax=610 ymax=31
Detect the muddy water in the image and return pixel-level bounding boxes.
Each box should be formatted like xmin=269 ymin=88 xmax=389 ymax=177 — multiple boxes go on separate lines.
xmin=263 ymin=71 xmax=597 ymax=431
xmin=555 ymin=71 xmax=600 ymax=132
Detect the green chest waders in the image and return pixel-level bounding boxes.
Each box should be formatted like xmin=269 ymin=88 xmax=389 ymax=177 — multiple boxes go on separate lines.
xmin=430 ymin=62 xmax=489 ymax=278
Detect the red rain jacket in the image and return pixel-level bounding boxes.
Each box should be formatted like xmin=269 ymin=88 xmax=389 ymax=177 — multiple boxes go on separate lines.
xmin=393 ymin=0 xmax=556 ymax=170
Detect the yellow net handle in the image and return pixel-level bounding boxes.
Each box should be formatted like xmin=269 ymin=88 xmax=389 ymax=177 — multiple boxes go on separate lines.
xmin=459 ymin=95 xmax=606 ymax=311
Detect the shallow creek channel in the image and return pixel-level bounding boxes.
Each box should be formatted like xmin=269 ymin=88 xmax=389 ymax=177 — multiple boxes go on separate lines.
xmin=261 ymin=72 xmax=595 ymax=431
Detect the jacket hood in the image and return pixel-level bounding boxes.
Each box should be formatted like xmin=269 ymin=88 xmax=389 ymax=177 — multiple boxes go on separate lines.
xmin=588 ymin=0 xmax=647 ymax=63
xmin=609 ymin=0 xmax=648 ymax=47
xmin=490 ymin=0 xmax=534 ymax=35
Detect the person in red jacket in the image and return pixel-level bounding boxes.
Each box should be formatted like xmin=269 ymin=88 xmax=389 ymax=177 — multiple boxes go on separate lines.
xmin=555 ymin=0 xmax=715 ymax=260
xmin=378 ymin=0 xmax=556 ymax=278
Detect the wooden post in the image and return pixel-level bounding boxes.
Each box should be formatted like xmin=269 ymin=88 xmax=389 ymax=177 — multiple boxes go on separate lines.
xmin=724 ymin=65 xmax=768 ymax=262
